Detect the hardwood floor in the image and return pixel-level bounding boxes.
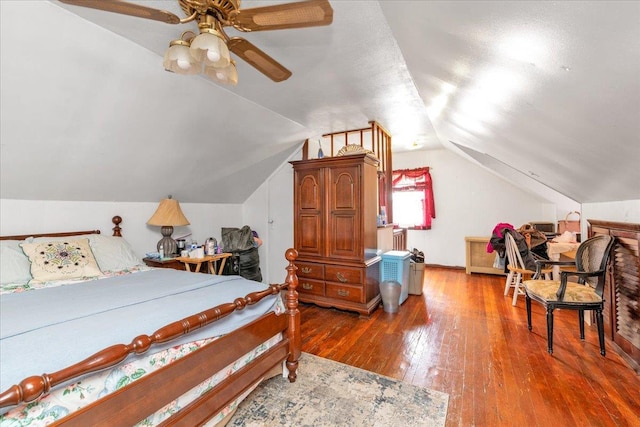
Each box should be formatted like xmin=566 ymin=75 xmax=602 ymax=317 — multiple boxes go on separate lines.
xmin=299 ymin=267 xmax=640 ymax=426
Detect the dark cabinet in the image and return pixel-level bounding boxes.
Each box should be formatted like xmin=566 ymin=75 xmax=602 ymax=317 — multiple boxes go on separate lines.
xmin=588 ymin=219 xmax=640 ymax=370
xmin=291 ymin=153 xmax=381 ymax=316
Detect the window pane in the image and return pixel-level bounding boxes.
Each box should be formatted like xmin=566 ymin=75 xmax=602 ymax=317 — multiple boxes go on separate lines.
xmin=392 ymin=191 xmax=424 ymax=227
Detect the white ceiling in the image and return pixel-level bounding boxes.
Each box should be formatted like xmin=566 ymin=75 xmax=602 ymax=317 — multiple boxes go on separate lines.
xmin=1 ymin=1 xmax=639 ymax=204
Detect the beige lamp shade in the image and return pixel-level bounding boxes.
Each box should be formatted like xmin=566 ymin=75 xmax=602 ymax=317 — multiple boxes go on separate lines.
xmin=147 ymin=197 xmax=190 ymax=227
xmin=147 ymin=197 xmax=190 ymax=255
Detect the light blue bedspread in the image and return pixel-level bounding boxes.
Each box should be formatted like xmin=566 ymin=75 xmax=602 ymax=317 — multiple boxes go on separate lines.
xmin=0 ymin=269 xmax=280 ymax=392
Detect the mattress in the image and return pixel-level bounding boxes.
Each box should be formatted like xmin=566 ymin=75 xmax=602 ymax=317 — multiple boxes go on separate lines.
xmin=0 ymin=268 xmax=285 ymax=422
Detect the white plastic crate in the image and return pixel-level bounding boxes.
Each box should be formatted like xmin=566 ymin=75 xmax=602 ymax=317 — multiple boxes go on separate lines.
xmin=380 ymin=250 xmax=411 ymax=304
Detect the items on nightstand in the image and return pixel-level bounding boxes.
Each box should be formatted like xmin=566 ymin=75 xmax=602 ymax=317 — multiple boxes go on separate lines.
xmin=205 ymin=237 xmax=217 ymax=255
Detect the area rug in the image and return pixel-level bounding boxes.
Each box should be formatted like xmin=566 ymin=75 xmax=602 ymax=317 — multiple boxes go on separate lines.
xmin=227 ymin=352 xmax=449 ymax=426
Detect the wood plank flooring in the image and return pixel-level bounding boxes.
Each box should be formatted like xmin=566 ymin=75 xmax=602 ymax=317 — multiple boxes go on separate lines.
xmin=299 ymin=267 xmax=640 ymax=426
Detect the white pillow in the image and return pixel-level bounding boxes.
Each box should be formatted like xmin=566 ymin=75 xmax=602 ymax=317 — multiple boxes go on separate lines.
xmin=0 ymin=240 xmax=32 ymax=285
xmin=88 ymin=234 xmax=142 ymax=272
xmin=32 ymin=234 xmax=142 ymax=272
xmin=21 ymin=238 xmax=103 ymax=283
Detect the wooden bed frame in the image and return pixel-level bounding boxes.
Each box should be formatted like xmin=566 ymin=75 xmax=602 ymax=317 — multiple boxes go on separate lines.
xmin=0 ymin=216 xmax=301 ymax=426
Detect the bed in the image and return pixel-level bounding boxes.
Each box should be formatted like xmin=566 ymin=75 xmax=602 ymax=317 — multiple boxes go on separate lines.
xmin=0 ymin=216 xmax=300 ymax=426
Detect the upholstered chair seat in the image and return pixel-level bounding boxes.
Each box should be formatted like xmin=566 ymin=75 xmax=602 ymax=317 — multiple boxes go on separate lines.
xmin=524 ymin=280 xmax=602 ymax=304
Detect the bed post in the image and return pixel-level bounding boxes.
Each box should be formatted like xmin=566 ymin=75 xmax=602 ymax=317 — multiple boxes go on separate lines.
xmin=284 ymin=248 xmax=300 ymax=382
xmin=112 ymin=216 xmax=122 ymax=237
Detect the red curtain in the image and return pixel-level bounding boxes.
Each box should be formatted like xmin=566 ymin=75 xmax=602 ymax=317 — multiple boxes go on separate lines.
xmin=392 ymin=167 xmax=436 ymax=229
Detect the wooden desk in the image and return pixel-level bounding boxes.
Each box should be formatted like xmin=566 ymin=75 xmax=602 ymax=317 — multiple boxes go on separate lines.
xmin=175 ymin=253 xmax=232 ymax=274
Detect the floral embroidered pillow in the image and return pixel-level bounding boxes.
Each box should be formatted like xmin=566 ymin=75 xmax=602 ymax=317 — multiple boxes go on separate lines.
xmin=20 ymin=238 xmax=103 ymax=283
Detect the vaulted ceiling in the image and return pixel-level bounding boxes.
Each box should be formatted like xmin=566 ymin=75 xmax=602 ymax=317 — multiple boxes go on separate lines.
xmin=1 ymin=1 xmax=639 ymax=204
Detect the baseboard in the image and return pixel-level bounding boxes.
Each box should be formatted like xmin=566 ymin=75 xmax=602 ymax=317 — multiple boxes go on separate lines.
xmin=424 ymin=264 xmax=465 ymax=271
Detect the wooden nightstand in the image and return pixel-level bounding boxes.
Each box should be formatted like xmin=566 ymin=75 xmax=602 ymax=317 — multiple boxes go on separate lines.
xmin=142 ymin=257 xmax=186 ymax=271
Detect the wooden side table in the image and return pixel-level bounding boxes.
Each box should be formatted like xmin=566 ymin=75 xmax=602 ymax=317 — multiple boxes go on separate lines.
xmin=142 ymin=257 xmax=185 ymax=271
xmin=175 ymin=253 xmax=233 ymax=274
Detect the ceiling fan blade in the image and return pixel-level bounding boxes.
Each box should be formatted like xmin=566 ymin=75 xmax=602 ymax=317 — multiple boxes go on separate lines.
xmin=58 ymin=0 xmax=181 ymax=24
xmin=230 ymin=0 xmax=333 ymax=32
xmin=227 ymin=38 xmax=292 ymax=82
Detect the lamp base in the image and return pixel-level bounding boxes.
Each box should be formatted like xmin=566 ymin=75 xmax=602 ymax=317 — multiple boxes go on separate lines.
xmin=157 ymin=225 xmax=177 ymax=256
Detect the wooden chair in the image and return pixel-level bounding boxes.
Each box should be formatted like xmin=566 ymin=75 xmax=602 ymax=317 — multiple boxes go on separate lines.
xmin=523 ymin=234 xmax=615 ymax=355
xmin=503 ymin=232 xmax=551 ymax=306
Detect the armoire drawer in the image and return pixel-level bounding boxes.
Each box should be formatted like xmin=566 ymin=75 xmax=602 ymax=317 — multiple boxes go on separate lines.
xmin=326 ymin=283 xmax=363 ymax=303
xmin=325 ymin=265 xmax=362 ymax=284
xmin=298 ymin=278 xmax=325 ymax=296
xmin=296 ymin=261 xmax=324 ymax=280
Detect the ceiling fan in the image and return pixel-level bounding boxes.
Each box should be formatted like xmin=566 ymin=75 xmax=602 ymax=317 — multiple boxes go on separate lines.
xmin=58 ymin=0 xmax=334 ymax=84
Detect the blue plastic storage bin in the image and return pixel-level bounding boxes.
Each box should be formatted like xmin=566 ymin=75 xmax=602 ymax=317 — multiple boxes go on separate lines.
xmin=380 ymin=250 xmax=411 ymax=305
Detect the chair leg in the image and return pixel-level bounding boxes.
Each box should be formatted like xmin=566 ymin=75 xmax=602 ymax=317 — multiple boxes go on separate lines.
xmin=511 ymin=273 xmax=522 ymax=306
xmin=546 ymin=307 xmax=554 ymax=354
xmin=578 ymin=310 xmax=585 ymax=340
xmin=526 ymin=295 xmax=532 ymax=331
xmin=596 ymin=309 xmax=606 ymax=356
xmin=504 ymin=271 xmax=514 ymax=296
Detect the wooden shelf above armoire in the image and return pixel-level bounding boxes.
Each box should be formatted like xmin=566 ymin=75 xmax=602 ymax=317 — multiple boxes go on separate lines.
xmin=301 ymin=121 xmax=393 ymax=225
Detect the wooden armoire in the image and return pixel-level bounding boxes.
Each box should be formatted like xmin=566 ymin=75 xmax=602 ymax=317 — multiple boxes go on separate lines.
xmin=291 ymin=153 xmax=381 ymax=317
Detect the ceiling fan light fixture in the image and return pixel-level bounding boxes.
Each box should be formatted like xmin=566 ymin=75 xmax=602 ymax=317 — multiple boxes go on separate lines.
xmin=190 ymin=28 xmax=231 ymax=68
xmin=205 ymin=60 xmax=238 ymax=86
xmin=163 ymin=34 xmax=200 ymax=75
xmin=58 ymin=0 xmax=335 ymax=85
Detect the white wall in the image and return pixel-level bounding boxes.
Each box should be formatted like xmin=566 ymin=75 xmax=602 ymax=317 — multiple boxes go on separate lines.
xmin=393 ymin=148 xmax=559 ymax=267
xmin=582 ymin=200 xmax=640 ymax=230
xmin=242 ymin=149 xmax=299 ymax=284
xmin=0 ymin=199 xmax=243 ymax=260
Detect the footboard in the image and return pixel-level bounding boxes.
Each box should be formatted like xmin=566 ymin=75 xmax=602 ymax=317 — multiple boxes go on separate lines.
xmin=0 ymin=248 xmax=300 ymax=426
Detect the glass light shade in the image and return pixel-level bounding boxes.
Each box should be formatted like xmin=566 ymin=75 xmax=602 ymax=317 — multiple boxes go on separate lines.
xmin=205 ymin=61 xmax=238 ymax=86
xmin=190 ymin=29 xmax=230 ymax=68
xmin=163 ymin=42 xmax=200 ymax=75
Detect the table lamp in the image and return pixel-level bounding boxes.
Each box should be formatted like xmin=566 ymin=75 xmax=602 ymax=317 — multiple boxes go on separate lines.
xmin=147 ymin=195 xmax=190 ymax=256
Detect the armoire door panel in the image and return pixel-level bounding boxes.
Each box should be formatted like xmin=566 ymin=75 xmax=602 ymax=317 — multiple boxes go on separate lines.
xmin=296 ymin=214 xmax=322 ymax=256
xmin=329 ymin=166 xmax=359 ymax=210
xmin=329 ymin=214 xmax=359 ymax=259
xmin=299 ymin=177 xmax=321 ymax=210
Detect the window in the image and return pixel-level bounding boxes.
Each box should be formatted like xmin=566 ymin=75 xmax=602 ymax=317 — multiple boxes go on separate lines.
xmin=391 ymin=167 xmax=435 ymax=229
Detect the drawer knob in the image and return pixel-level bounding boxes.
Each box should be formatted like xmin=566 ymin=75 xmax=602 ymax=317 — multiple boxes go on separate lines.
xmin=302 ymin=282 xmax=313 ymax=290
xmin=337 ymin=289 xmax=350 ymax=297
xmin=301 ymin=267 xmax=312 ymax=274
xmin=336 ymin=272 xmax=347 ymax=283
